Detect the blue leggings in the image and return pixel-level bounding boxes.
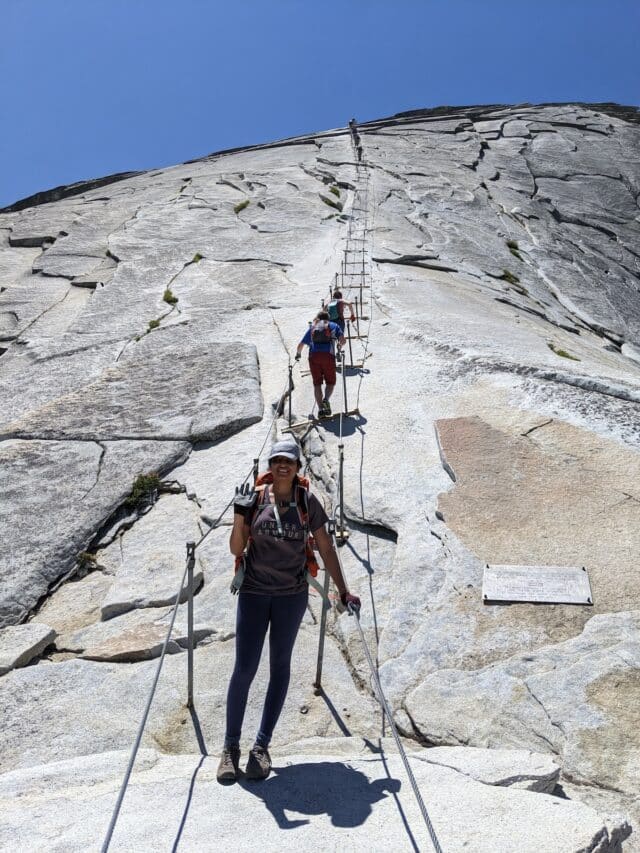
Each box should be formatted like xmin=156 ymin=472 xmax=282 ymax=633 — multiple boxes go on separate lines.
xmin=225 ymin=588 xmax=308 ymax=749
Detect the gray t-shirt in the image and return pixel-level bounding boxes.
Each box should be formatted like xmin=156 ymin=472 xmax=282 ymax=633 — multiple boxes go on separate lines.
xmin=241 ymin=490 xmax=328 ymax=595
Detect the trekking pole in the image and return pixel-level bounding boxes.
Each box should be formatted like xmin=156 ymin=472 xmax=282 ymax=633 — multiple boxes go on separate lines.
xmin=186 ymin=541 xmax=196 ymax=709
xmin=346 ymin=320 xmax=354 ymax=367
xmin=252 ymin=458 xmax=259 ymax=485
xmin=340 ymin=350 xmax=349 ymax=413
xmin=337 ymin=443 xmax=346 ymax=545
xmin=287 ymin=363 xmax=294 ymax=427
xmin=313 ymin=557 xmax=332 ymax=694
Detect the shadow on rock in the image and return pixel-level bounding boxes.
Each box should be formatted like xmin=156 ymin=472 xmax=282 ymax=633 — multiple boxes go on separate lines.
xmin=239 ymin=761 xmax=400 ymax=829
xmin=318 ymin=412 xmax=367 ymax=438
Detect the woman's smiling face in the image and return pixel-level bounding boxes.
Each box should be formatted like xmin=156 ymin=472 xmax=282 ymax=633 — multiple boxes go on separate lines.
xmin=269 ymin=455 xmax=297 ymax=481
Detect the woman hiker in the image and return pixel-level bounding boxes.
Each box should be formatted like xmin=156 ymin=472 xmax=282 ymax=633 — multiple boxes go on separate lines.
xmin=217 ymin=438 xmax=361 ymax=783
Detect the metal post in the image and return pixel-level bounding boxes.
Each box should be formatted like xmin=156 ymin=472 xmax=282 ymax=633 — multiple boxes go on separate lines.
xmin=186 ymin=541 xmax=196 ymax=709
xmin=288 ymin=364 xmax=293 ymax=427
xmin=338 ymin=444 xmax=346 ymax=544
xmin=341 ymin=350 xmax=348 ymax=413
xmin=346 ymin=320 xmax=354 ymax=367
xmin=313 ymin=566 xmax=331 ymax=694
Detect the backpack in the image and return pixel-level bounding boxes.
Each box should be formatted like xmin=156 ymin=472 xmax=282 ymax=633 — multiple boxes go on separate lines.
xmin=327 ymin=299 xmax=343 ymax=323
xmin=231 ymin=473 xmax=327 ymax=600
xmin=311 ymin=319 xmax=332 ymax=345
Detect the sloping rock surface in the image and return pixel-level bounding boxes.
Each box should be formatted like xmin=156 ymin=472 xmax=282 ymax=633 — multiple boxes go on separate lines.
xmin=0 ymin=622 xmax=56 ymax=674
xmin=0 ymin=102 xmax=639 ymax=849
xmin=0 ymin=745 xmax=630 ymax=853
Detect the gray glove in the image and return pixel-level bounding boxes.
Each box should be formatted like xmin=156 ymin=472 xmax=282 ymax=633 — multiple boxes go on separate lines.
xmin=341 ymin=591 xmax=361 ymax=614
xmin=234 ymin=483 xmax=257 ymax=515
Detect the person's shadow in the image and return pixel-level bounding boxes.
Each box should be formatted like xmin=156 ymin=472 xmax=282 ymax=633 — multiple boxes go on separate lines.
xmin=239 ymin=761 xmax=400 ymax=829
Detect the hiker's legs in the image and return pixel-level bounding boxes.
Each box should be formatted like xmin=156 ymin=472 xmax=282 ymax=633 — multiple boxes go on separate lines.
xmin=309 ymin=354 xmax=325 ymax=408
xmin=323 ymin=355 xmax=337 ymax=405
xmin=310 ymin=353 xmax=336 ymax=412
xmin=255 ymin=588 xmax=308 ymax=748
xmin=225 ymin=592 xmax=270 ymax=748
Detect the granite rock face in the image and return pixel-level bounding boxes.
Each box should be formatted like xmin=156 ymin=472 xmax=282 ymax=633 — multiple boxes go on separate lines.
xmin=0 ymin=622 xmax=56 ymax=675
xmin=0 ymin=438 xmax=190 ymax=626
xmin=0 ymin=330 xmax=262 ymax=442
xmin=0 ymin=746 xmax=630 ymax=853
xmin=0 ymin=102 xmax=639 ymax=850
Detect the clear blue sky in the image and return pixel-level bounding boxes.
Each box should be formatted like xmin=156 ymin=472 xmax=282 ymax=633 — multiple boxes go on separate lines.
xmin=1 ymin=0 xmax=638 ymax=208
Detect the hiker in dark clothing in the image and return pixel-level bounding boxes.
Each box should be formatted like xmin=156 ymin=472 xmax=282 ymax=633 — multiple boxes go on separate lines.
xmin=217 ymin=439 xmax=360 ymax=784
xmin=327 ymin=290 xmax=356 ymax=334
xmin=295 ymin=311 xmax=346 ymax=417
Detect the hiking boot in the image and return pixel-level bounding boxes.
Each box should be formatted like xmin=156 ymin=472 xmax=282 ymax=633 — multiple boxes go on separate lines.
xmin=216 ymin=746 xmax=241 ymax=783
xmin=245 ymin=745 xmax=272 ymax=780
xmin=322 ymin=399 xmax=332 ymax=416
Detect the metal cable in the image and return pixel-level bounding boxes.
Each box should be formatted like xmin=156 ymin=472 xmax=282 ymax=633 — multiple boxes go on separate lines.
xmin=102 ymin=368 xmax=293 ymax=850
xmin=335 ymin=132 xmax=443 ymax=851
xmin=348 ymin=596 xmax=444 ymax=853
xmin=101 ymin=557 xmax=191 ymax=852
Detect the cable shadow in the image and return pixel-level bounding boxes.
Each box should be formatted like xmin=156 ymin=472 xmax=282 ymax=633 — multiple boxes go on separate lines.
xmin=345 ymin=537 xmax=373 ymax=575
xmin=189 ymin=703 xmax=209 ymax=757
xmin=170 ymin=753 xmax=206 ymax=853
xmin=170 ymin=705 xmax=209 ymax=851
xmin=379 ymin=745 xmax=420 ymax=853
xmin=315 ymin=687 xmax=352 ymax=736
xmin=337 ymin=365 xmax=371 ymax=378
xmin=238 ymin=761 xmax=401 ymax=830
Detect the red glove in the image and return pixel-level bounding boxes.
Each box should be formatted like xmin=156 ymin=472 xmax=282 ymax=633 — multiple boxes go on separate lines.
xmin=340 ymin=591 xmax=361 ymax=614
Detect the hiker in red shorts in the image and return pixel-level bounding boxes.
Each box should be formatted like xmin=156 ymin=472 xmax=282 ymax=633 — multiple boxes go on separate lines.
xmin=295 ymin=311 xmax=345 ymax=417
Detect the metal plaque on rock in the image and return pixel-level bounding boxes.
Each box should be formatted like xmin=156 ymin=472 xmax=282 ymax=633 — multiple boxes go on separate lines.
xmin=482 ymin=564 xmax=593 ymax=605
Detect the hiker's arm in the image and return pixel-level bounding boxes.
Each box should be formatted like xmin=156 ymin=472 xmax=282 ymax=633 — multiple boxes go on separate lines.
xmin=346 ymin=300 xmax=356 ymax=321
xmin=230 ymin=514 xmax=251 ymax=556
xmin=296 ymin=331 xmax=310 ymax=360
xmin=312 ymin=525 xmax=348 ymax=596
